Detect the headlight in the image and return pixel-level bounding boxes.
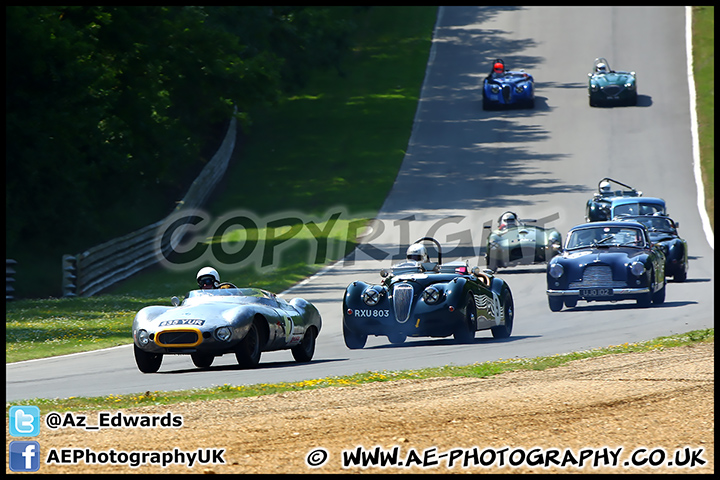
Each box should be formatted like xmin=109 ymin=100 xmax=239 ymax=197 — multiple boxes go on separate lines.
xmin=215 ymin=326 xmax=232 ymax=342
xmin=630 ymin=261 xmax=646 ymax=276
xmin=625 ymin=82 xmax=635 ymax=90
xmin=137 ymin=329 xmax=150 ymax=346
xmin=515 ymin=85 xmax=525 ymax=93
xmin=422 ymin=286 xmax=442 ymax=304
xmin=590 ymin=84 xmax=599 ymax=91
xmin=549 ymin=263 xmax=564 ymax=279
xmin=491 ymin=85 xmax=500 ymax=94
xmin=362 ymin=287 xmax=381 ymax=306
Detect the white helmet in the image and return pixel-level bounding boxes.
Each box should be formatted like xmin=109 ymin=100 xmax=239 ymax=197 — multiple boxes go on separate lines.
xmin=196 ymin=266 xmax=220 ymax=288
xmin=500 ymin=212 xmax=517 ymax=229
xmin=596 ymin=63 xmax=607 ymax=73
xmin=599 ymin=181 xmax=611 ymax=193
xmin=406 ymin=243 xmax=429 ymax=263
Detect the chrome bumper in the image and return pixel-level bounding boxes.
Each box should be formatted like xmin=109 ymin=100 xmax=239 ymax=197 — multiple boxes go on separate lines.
xmin=547 ymin=287 xmax=650 ymax=297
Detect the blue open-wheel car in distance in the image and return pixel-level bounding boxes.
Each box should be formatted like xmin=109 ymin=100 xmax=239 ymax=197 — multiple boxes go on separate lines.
xmin=482 ymin=58 xmax=535 ymax=110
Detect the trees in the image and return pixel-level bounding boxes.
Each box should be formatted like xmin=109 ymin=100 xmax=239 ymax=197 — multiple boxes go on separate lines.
xmin=6 ymin=6 xmax=354 ymax=264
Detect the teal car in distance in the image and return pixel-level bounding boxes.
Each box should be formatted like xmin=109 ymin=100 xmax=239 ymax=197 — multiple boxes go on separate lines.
xmin=588 ymin=57 xmax=637 ymax=107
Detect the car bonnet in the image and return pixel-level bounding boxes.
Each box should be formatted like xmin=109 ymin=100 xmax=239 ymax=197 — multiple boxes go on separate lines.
xmin=592 ymin=72 xmax=634 ymax=85
xmin=151 ymin=302 xmax=238 ymax=328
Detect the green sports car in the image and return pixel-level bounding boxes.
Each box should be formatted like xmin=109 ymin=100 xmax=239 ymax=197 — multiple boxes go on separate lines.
xmin=588 ymin=57 xmax=637 ymax=107
xmin=484 ymin=211 xmax=562 ymax=272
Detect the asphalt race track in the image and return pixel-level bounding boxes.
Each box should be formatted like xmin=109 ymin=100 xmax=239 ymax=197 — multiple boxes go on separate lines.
xmin=6 ymin=7 xmax=714 ymax=402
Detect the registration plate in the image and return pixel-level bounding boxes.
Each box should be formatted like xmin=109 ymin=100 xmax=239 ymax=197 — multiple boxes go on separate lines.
xmin=580 ymin=288 xmax=613 ymax=297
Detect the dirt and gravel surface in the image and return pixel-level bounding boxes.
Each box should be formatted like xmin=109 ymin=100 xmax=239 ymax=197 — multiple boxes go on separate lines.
xmin=7 ymin=342 xmax=713 ymax=474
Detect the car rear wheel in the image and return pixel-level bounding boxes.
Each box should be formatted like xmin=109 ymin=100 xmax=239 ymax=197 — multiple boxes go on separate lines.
xmin=491 ymin=289 xmax=514 ymax=339
xmin=486 ymin=255 xmax=499 ymax=273
xmin=291 ymin=326 xmax=317 ymax=363
xmin=343 ymin=322 xmax=367 ymax=350
xmin=134 ymin=344 xmax=163 ymax=374
xmin=191 ymin=353 xmax=214 ymax=369
xmin=235 ymin=321 xmax=262 ymax=368
xmin=674 ymin=268 xmax=687 ymax=282
xmin=454 ymin=294 xmax=476 ymax=344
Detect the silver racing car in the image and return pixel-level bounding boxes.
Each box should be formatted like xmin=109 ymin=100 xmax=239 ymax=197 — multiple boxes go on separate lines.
xmin=132 ymin=287 xmax=322 ymax=373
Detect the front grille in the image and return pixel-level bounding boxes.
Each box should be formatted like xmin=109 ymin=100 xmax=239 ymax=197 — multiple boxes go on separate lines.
xmin=393 ymin=284 xmax=414 ymax=324
xmin=569 ymin=265 xmax=626 ymax=289
xmin=502 ymin=85 xmax=511 ymax=102
xmin=157 ymin=330 xmax=200 ymax=346
xmin=602 ymin=85 xmax=622 ymax=96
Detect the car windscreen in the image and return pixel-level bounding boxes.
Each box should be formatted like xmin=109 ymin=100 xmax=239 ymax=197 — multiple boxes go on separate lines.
xmin=567 ymin=226 xmax=646 ymax=249
xmin=183 ymin=288 xmax=276 ymax=306
xmin=634 ymin=217 xmax=675 ymax=233
xmin=612 ymin=202 xmax=665 ymax=216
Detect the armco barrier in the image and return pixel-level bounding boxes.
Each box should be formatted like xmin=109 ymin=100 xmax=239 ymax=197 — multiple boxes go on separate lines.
xmin=6 ymin=259 xmax=17 ymax=300
xmin=62 ymin=114 xmax=237 ymax=297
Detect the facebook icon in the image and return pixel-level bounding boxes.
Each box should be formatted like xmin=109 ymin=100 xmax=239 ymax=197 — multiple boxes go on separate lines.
xmin=9 ymin=441 xmax=41 ymax=472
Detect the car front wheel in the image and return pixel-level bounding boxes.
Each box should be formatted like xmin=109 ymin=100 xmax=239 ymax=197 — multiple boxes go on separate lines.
xmin=548 ymin=296 xmax=563 ymax=312
xmin=134 ymin=344 xmax=163 ymax=373
xmin=491 ymin=289 xmax=514 ymax=339
xmin=637 ymin=270 xmax=657 ymax=308
xmin=343 ymin=322 xmax=367 ymax=350
xmin=235 ymin=321 xmax=262 ymax=368
xmin=191 ymin=352 xmax=214 ymax=369
xmin=454 ymin=294 xmax=476 ymax=344
xmin=652 ymin=279 xmax=666 ymax=305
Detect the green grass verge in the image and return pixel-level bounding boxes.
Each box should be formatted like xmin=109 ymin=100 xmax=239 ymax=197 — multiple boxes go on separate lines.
xmin=692 ymin=6 xmax=714 ymax=232
xmin=6 ymin=329 xmax=713 ymax=413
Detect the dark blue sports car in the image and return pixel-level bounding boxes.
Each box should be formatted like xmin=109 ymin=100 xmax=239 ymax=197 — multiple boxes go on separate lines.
xmin=342 ymin=237 xmax=514 ymax=348
xmin=585 ymin=177 xmax=643 ymax=222
xmin=615 ymin=214 xmax=688 ymax=282
xmin=546 ymin=221 xmax=666 ymax=311
xmin=482 ymin=58 xmax=534 ymax=110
